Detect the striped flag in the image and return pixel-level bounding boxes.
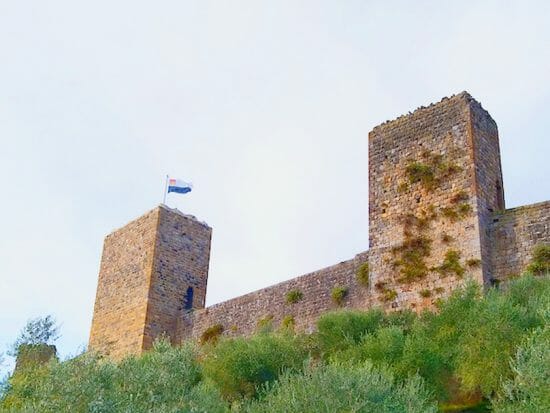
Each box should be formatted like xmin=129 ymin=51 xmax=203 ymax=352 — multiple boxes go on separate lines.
xmin=167 ymin=178 xmax=193 ymax=194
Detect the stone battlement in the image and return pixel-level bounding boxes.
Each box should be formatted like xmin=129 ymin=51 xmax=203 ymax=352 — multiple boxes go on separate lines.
xmin=88 ymin=92 xmax=550 ymax=357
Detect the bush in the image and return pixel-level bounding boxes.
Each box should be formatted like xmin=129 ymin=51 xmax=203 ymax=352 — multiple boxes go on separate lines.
xmin=285 ymin=289 xmax=303 ymax=304
xmin=420 ymin=289 xmax=432 ymax=298
xmin=331 ymin=286 xmax=348 ymax=306
xmin=280 ymin=315 xmax=295 ymax=332
xmin=245 ymin=362 xmax=437 ymax=413
xmin=492 ymin=325 xmax=550 ymax=412
xmin=202 ymin=333 xmax=309 ymax=401
xmin=201 ymin=324 xmax=224 ymax=344
xmin=435 ymin=249 xmax=465 ymax=278
xmin=526 ymin=244 xmax=550 ymax=275
xmin=256 ymin=315 xmax=274 ymax=334
xmin=316 ymin=309 xmax=384 ymax=356
xmin=1 ymin=339 xmax=228 ymax=413
xmin=356 ymin=262 xmax=370 ymax=286
xmin=382 ymin=289 xmax=398 ymax=302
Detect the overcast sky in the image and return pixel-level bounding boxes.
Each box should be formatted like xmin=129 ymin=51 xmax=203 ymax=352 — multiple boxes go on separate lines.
xmin=1 ymin=1 xmax=549 ymax=373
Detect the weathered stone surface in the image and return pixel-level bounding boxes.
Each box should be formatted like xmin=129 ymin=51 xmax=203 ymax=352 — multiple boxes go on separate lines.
xmin=490 ymin=201 xmax=550 ymax=280
xmin=88 ymin=92 xmax=550 ymax=356
xmin=88 ymin=205 xmax=211 ymax=359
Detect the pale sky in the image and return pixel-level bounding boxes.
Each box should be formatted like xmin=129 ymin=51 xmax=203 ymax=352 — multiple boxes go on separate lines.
xmin=1 ymin=1 xmax=549 ymax=373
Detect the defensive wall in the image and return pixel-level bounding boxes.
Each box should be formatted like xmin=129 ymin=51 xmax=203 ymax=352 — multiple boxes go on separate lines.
xmin=89 ymin=92 xmax=550 ymax=357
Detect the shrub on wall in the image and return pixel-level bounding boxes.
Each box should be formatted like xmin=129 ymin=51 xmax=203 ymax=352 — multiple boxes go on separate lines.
xmin=257 ymin=315 xmax=274 ymax=334
xmin=435 ymin=249 xmax=465 ymax=278
xmin=419 ymin=289 xmax=431 ymax=298
xmin=356 ymin=262 xmax=370 ymax=286
xmin=200 ymin=324 xmax=224 ymax=345
xmin=285 ymin=289 xmax=303 ymax=304
xmin=280 ymin=315 xmax=295 ymax=332
xmin=382 ymin=289 xmax=398 ymax=302
xmin=331 ymin=286 xmax=348 ymax=306
xmin=466 ymin=258 xmax=481 ymax=268
xmin=526 ymin=244 xmax=550 ymax=275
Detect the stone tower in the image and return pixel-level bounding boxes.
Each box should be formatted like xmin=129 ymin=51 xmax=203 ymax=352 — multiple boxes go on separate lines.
xmin=88 ymin=205 xmax=212 ymax=358
xmin=368 ymin=92 xmax=504 ymax=310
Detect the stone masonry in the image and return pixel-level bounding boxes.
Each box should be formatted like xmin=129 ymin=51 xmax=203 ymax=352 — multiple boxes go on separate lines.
xmin=89 ymin=206 xmax=211 ymax=358
xmin=89 ymin=92 xmax=550 ymax=357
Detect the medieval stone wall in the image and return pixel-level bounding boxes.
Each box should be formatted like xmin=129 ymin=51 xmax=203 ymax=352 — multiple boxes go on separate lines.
xmin=490 ymin=201 xmax=550 ymax=280
xmin=143 ymin=206 xmax=211 ymax=349
xmin=89 ymin=208 xmax=160 ymax=358
xmin=88 ymin=92 xmax=550 ymax=358
xmin=367 ymin=93 xmax=497 ymax=312
xmin=89 ymin=205 xmax=211 ymax=358
xmin=179 ymin=251 xmax=370 ymax=341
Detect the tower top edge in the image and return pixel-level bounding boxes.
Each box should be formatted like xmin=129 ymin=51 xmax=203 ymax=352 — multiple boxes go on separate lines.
xmin=369 ymin=91 xmax=494 ymax=135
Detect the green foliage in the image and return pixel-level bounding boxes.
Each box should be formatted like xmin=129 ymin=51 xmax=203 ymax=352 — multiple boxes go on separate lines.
xmin=3 ymin=276 xmax=549 ymax=412
xmin=382 ymin=288 xmax=398 ymax=302
xmin=256 ymin=315 xmax=274 ymax=334
xmin=435 ymin=249 xmax=465 ymax=278
xmin=280 ymin=315 xmax=295 ymax=332
xmin=1 ymin=339 xmax=228 ymax=412
xmin=285 ymin=289 xmax=303 ymax=304
xmin=406 ymin=162 xmax=435 ymax=188
xmin=420 ymin=289 xmax=432 ymax=298
xmin=526 ymin=243 xmax=550 ymax=275
xmin=392 ymin=235 xmax=432 ymax=282
xmin=9 ymin=315 xmax=59 ymax=357
xmin=246 ymin=362 xmax=437 ymax=413
xmin=405 ymin=152 xmax=461 ymax=191
xmin=316 ymin=309 xmax=384 ymax=355
xmin=356 ymin=262 xmax=370 ymax=286
xmin=330 ymin=286 xmax=348 ymax=306
xmin=492 ymin=324 xmax=550 ymax=412
xmin=201 ymin=324 xmax=224 ymax=345
xmin=441 ymin=203 xmax=471 ymax=222
xmin=202 ymin=333 xmax=308 ymax=402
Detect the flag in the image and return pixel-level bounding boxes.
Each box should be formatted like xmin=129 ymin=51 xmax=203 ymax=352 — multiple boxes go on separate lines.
xmin=167 ymin=178 xmax=193 ymax=194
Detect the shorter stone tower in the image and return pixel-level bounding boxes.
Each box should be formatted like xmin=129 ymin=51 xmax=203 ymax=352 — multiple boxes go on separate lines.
xmin=88 ymin=205 xmax=211 ymax=359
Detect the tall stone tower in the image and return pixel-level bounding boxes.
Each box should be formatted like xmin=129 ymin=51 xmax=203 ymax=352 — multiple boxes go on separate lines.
xmin=368 ymin=92 xmax=504 ymax=310
xmin=89 ymin=205 xmax=212 ymax=358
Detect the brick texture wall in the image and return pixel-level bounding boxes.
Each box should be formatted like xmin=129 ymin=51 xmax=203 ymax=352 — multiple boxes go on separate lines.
xmin=490 ymin=201 xmax=550 ymax=280
xmin=367 ymin=92 xmax=503 ymax=311
xmin=179 ymin=252 xmax=370 ymax=341
xmin=89 ymin=208 xmax=159 ymax=358
xmin=89 ymin=205 xmax=211 ymax=358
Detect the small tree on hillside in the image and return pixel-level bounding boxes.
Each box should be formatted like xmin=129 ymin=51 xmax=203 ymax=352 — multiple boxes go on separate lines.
xmin=8 ymin=315 xmax=60 ymax=357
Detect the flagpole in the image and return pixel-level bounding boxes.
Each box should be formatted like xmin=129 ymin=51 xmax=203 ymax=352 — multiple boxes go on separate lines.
xmin=162 ymin=174 xmax=169 ymax=205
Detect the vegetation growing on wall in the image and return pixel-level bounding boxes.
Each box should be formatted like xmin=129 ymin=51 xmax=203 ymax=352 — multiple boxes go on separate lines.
xmin=200 ymin=324 xmax=224 ymax=345
xmin=285 ymin=289 xmax=303 ymax=304
xmin=280 ymin=315 xmax=295 ymax=331
xmin=256 ymin=315 xmax=274 ymax=333
xmin=331 ymin=286 xmax=348 ymax=306
xmin=434 ymin=249 xmax=465 ymax=278
xmin=382 ymin=288 xmax=398 ymax=302
xmin=466 ymin=258 xmax=481 ymax=268
xmin=405 ymin=151 xmax=461 ymax=191
xmin=356 ymin=262 xmax=369 ymax=286
xmin=419 ymin=289 xmax=431 ymax=298
xmin=3 ymin=275 xmax=548 ymax=413
xmin=526 ymin=243 xmax=550 ymax=275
